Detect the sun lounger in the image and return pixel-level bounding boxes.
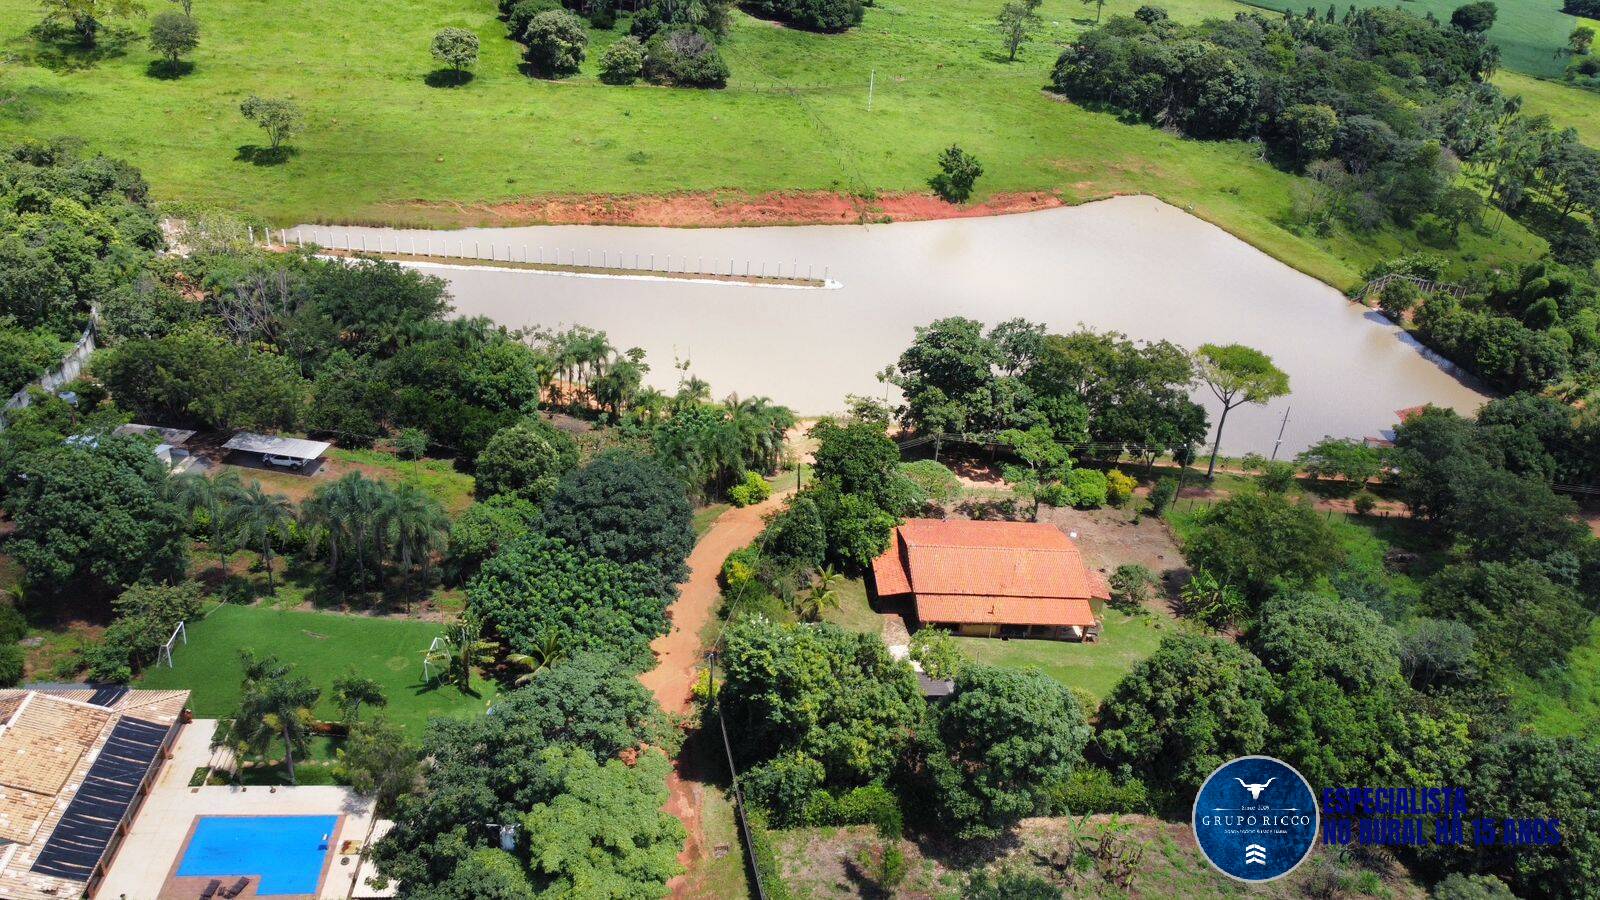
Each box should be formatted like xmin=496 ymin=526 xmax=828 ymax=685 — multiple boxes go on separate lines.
xmin=220 ymin=876 xmax=251 ymax=898
xmin=199 ymin=880 xmax=222 ymax=900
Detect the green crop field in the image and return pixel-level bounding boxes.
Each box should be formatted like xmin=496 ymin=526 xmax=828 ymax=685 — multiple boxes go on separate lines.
xmin=137 ymin=603 xmax=497 ymax=736
xmin=0 ymin=0 xmax=1560 ymax=287
xmin=1244 ymin=0 xmax=1591 ymax=79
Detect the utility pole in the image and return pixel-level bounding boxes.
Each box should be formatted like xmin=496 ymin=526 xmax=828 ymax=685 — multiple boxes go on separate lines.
xmin=1270 ymin=406 xmax=1292 ymax=462
xmin=867 ymin=69 xmax=875 ymax=112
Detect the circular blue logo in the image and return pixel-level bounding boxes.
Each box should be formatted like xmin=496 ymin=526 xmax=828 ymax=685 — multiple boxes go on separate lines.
xmin=1191 ymin=755 xmax=1319 ymax=882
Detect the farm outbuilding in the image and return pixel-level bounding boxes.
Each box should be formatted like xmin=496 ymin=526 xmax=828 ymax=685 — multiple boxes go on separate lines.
xmin=222 ymin=433 xmax=331 ymax=473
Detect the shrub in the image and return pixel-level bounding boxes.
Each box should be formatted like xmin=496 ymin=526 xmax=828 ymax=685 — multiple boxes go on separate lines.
xmin=879 ymin=844 xmax=908 ymax=889
xmin=728 ymin=470 xmax=772 ymax=507
xmin=1146 ymin=476 xmax=1178 ymax=514
xmin=643 ymin=26 xmax=729 ymax=87
xmin=1353 ymin=491 xmax=1378 ymax=515
xmin=899 ymin=460 xmax=961 ymax=504
xmin=1067 ymin=468 xmax=1108 ymax=508
xmin=507 ymin=0 xmax=561 ymax=38
xmin=524 ymin=9 xmax=588 ymax=76
xmin=1045 ymin=767 xmax=1152 ymax=815
xmin=720 ymin=545 xmax=761 ymax=593
xmin=745 ymin=0 xmax=863 ymax=31
xmin=1105 ymin=469 xmax=1137 ymax=507
xmin=598 ymin=35 xmax=645 ymax=84
xmin=1379 ymin=279 xmax=1421 ymax=321
xmin=742 ymin=752 xmax=825 ymax=827
xmin=0 ymin=644 xmax=23 ymax=688
xmin=1108 ymin=563 xmax=1157 ymax=613
xmin=1258 ymin=460 xmax=1296 ymax=493
xmin=929 ymin=145 xmax=983 ymax=203
xmin=0 ymin=605 xmax=26 ymax=644
xmin=909 ymin=627 xmax=963 ymax=679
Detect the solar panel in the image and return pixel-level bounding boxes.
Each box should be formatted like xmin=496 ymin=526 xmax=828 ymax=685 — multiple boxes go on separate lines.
xmin=30 ymin=717 xmax=172 ymax=882
xmin=86 ymin=685 xmax=129 ymax=708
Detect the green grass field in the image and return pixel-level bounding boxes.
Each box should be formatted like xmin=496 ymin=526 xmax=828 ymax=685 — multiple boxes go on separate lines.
xmin=1244 ymin=0 xmax=1590 ymax=79
xmin=0 ymin=0 xmax=1561 ymax=288
xmin=951 ymin=608 xmax=1173 ymax=702
xmin=137 ymin=603 xmax=497 ymax=736
xmin=1512 ymin=621 xmax=1600 ymax=742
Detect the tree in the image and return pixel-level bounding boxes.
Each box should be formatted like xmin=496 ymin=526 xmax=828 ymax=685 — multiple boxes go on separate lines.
xmin=7 ymin=437 xmax=188 ymax=594
xmin=1277 ymin=103 xmax=1338 ymax=169
xmin=468 ymin=534 xmax=667 ymax=669
xmin=519 ymin=747 xmax=685 ymax=896
xmin=810 ymin=418 xmax=903 ymax=506
xmin=147 ymin=9 xmax=197 ymax=67
xmin=430 ymin=27 xmax=479 ymax=79
xmin=1398 ymin=618 xmax=1477 ymax=688
xmin=909 ymin=627 xmax=963 ymax=679
xmin=925 ymin=665 xmax=1090 ymax=838
xmin=224 ymin=481 xmax=293 ymax=594
xmin=1295 ymin=437 xmax=1383 ymax=495
xmin=1250 ymin=592 xmax=1400 ymax=690
xmin=423 ymin=619 xmax=498 ymax=691
xmin=445 ymin=494 xmax=542 ymax=583
xmin=475 ymin=418 xmax=578 ymax=503
xmin=524 ymin=10 xmax=588 ymax=77
xmin=792 ymin=565 xmax=842 ymax=622
xmin=540 ymin=452 xmax=695 ymax=597
xmin=642 ymin=25 xmax=729 ymax=87
xmin=1449 ymin=1 xmax=1496 ymax=33
xmin=95 ymin=327 xmax=308 ymax=430
xmin=995 ymin=0 xmax=1040 ymax=61
xmin=719 ymin=617 xmax=922 ymax=786
xmin=598 ymin=35 xmax=644 ymax=83
xmin=929 ymin=145 xmax=983 ymax=204
xmin=233 ymin=653 xmax=320 ymax=785
xmin=1464 ymin=734 xmax=1600 ymax=896
xmin=239 ymin=96 xmax=305 ymax=153
xmin=1193 ymin=343 xmax=1289 ymax=477
xmin=744 ymin=0 xmax=862 ymax=30
xmin=1571 ymin=26 xmax=1595 ymax=56
xmin=331 ymin=670 xmax=387 ymax=723
xmin=338 ymin=717 xmax=420 ymax=816
xmin=1080 ymin=0 xmax=1106 ymax=24
xmin=84 ymin=581 xmax=205 ymax=681
xmin=39 ymin=0 xmax=144 ymax=47
xmin=506 ymin=632 xmax=568 ymax=684
xmin=1182 ymin=492 xmax=1343 ymax=604
xmin=1423 ymin=561 xmax=1589 ymax=675
xmin=1095 ymin=633 xmax=1277 ymax=802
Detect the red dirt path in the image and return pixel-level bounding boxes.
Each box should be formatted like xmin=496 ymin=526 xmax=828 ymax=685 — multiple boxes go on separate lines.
xmin=382 ymin=189 xmax=1067 ymax=228
xmin=639 ymin=488 xmax=795 ymax=899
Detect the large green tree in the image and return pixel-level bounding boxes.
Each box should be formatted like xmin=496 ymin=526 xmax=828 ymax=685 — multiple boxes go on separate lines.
xmin=7 ymin=436 xmax=188 ymax=593
xmin=1423 ymin=561 xmax=1590 ymax=675
xmin=1193 ymin=343 xmax=1290 ymax=477
xmin=1095 ymin=633 xmax=1278 ymax=802
xmin=94 ymin=326 xmax=308 ymax=430
xmin=540 ymin=452 xmax=694 ymax=597
xmin=468 ymin=534 xmax=668 ymax=669
xmin=1182 ymin=491 xmax=1344 ymax=604
xmin=475 ymin=419 xmax=578 ymax=503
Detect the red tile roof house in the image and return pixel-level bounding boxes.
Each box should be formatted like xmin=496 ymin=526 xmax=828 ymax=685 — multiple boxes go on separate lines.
xmin=870 ymin=519 xmax=1111 ymax=640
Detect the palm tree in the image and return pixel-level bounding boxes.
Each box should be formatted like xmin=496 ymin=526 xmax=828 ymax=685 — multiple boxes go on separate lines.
xmin=301 ymin=473 xmax=392 ymax=589
xmin=226 ymin=481 xmax=295 ymax=593
xmin=506 ymin=632 xmax=568 ymax=685
xmin=424 ymin=619 xmax=497 ymax=692
xmin=331 ymin=670 xmax=387 ymax=723
xmin=233 ymin=651 xmax=320 ymax=785
xmin=792 ymin=565 xmax=843 ymax=623
xmin=172 ymin=470 xmax=245 ymax=546
xmin=384 ymin=484 xmax=449 ymax=611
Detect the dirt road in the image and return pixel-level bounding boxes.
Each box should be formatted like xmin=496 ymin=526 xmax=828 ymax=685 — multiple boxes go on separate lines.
xmin=640 ymin=487 xmax=793 ymax=898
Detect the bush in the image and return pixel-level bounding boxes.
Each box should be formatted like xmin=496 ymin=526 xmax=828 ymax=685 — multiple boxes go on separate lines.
xmin=1258 ymin=460 xmax=1296 ymax=493
xmin=1108 ymin=563 xmax=1157 ymax=613
xmin=929 ymin=145 xmax=983 ymax=204
xmin=0 ymin=644 xmax=24 ymax=688
xmin=1045 ymin=767 xmax=1152 ymax=815
xmin=0 ymin=604 xmax=26 ymax=644
xmin=1066 ymin=468 xmax=1108 ymax=508
xmin=643 ymin=26 xmax=729 ymax=87
xmin=879 ymin=845 xmax=908 ymax=889
xmin=899 ymin=460 xmax=961 ymax=504
xmin=524 ymin=9 xmax=589 ymax=76
xmin=1379 ymin=279 xmax=1421 ymax=322
xmin=1353 ymin=491 xmax=1378 ymax=515
xmin=728 ymin=470 xmax=772 ymax=507
xmin=742 ymin=752 xmax=825 ymax=827
xmin=720 ymin=544 xmax=762 ymax=594
xmin=507 ymin=0 xmax=561 ymax=38
xmin=909 ymin=627 xmax=963 ymax=679
xmin=805 ymin=783 xmax=904 ymax=836
xmin=598 ymin=35 xmax=645 ymax=84
xmin=1105 ymin=469 xmax=1137 ymax=507
xmin=1146 ymin=477 xmax=1178 ymax=514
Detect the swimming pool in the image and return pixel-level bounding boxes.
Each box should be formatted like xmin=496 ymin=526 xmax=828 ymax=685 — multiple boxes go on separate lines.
xmin=176 ymin=815 xmax=339 ymax=896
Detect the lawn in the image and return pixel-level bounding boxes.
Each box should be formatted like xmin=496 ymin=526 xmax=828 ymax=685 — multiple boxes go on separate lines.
xmin=1511 ymin=620 xmax=1600 ymax=742
xmin=1245 ymin=0 xmax=1592 ymax=79
xmin=951 ymin=608 xmax=1173 ymax=702
xmin=1498 ymin=69 xmax=1600 ymax=146
xmin=234 ymin=447 xmax=476 ymax=515
xmin=137 ymin=603 xmax=497 ymax=737
xmin=0 ymin=0 xmax=1551 ymax=288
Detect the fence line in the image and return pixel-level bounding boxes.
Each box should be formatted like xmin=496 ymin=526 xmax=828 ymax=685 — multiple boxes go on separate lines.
xmin=1351 ymin=273 xmax=1472 ymax=303
xmin=0 ymin=307 xmax=99 ymax=427
xmin=254 ymin=226 xmax=836 ymax=288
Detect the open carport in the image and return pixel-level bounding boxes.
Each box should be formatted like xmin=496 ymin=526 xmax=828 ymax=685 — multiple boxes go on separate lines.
xmin=221 ymin=433 xmax=330 ymax=475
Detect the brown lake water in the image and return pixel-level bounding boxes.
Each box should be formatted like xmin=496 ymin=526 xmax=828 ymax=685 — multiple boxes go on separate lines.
xmin=298 ymin=195 xmax=1487 ymax=455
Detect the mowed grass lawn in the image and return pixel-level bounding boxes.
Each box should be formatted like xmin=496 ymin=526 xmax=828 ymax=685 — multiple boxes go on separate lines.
xmin=0 ymin=0 xmax=1554 ymax=287
xmin=138 ymin=603 xmax=497 ymax=736
xmin=952 ymin=608 xmax=1172 ymax=702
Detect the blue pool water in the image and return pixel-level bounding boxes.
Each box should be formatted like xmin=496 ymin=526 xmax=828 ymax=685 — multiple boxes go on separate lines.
xmin=176 ymin=815 xmax=339 ymax=896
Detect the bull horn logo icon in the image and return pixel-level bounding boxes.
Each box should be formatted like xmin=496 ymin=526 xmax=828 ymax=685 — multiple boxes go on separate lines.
xmin=1235 ymin=777 xmax=1275 ymax=800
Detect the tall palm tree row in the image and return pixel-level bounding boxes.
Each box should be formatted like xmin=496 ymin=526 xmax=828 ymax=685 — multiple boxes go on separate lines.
xmin=300 ymin=472 xmax=449 ymax=597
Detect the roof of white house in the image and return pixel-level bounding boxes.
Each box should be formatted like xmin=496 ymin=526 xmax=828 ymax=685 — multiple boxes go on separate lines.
xmin=222 ymin=433 xmax=331 ymax=460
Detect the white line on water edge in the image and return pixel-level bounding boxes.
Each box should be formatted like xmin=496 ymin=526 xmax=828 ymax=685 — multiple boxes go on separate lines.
xmin=314 ymin=255 xmax=843 ymax=291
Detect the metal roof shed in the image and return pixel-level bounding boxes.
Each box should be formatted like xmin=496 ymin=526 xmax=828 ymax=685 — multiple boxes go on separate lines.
xmin=222 ymin=433 xmax=331 ymax=462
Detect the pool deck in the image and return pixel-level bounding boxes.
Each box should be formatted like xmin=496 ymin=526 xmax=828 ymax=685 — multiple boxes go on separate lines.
xmin=97 ymin=720 xmax=377 ymax=900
